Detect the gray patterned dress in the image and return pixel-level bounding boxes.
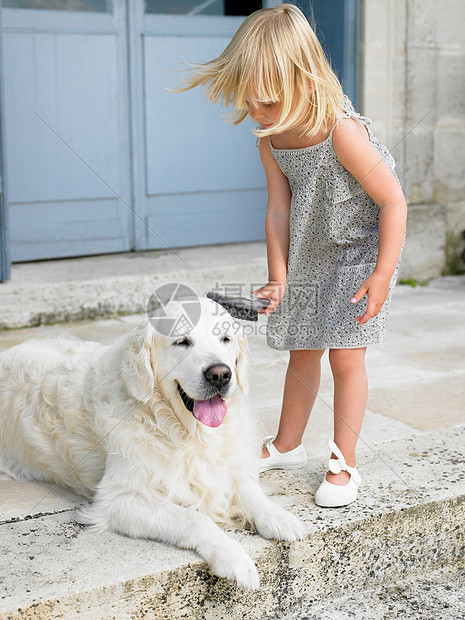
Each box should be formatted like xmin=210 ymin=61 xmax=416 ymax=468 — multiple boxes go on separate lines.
xmin=263 ymin=106 xmax=401 ymax=351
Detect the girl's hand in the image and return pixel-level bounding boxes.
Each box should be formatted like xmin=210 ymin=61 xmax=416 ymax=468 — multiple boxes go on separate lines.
xmin=252 ymin=280 xmax=285 ymax=317
xmin=350 ymin=271 xmax=391 ymax=325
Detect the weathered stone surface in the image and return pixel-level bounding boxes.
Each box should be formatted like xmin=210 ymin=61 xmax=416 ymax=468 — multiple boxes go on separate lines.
xmin=361 ymin=0 xmax=465 ymax=279
xmin=434 ymin=129 xmax=465 ymax=204
xmin=0 ymin=427 xmax=464 ymax=619
xmin=402 ymin=131 xmax=435 ymax=205
xmin=398 ymin=204 xmax=447 ymax=279
xmin=0 ymin=243 xmax=268 ymax=330
xmin=436 ymin=0 xmax=465 ymax=49
xmin=283 ymin=563 xmax=465 ymax=619
xmin=0 ymin=480 xmax=82 ymax=523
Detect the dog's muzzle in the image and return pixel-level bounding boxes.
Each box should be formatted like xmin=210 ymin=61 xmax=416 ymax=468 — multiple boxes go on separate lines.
xmin=177 ymin=382 xmax=228 ymax=428
xmin=177 ymin=383 xmax=194 ymax=414
xmin=203 ymin=364 xmax=232 ymax=391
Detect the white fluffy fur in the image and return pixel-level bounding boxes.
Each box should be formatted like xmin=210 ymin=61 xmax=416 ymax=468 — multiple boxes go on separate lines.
xmin=0 ymin=298 xmax=304 ymax=589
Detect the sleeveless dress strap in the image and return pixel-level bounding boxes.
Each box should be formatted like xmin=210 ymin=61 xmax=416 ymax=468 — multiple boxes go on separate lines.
xmin=329 ymin=99 xmax=372 ymax=139
xmin=256 ymin=136 xmax=273 ymax=148
xmin=255 ymin=124 xmax=271 ymax=148
xmin=329 ymin=111 xmax=352 ymax=139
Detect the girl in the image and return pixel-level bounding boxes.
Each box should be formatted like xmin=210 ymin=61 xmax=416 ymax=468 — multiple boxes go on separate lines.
xmin=181 ymin=4 xmax=407 ymax=507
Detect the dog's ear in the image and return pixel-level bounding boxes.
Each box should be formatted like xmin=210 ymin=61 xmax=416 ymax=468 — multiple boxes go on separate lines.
xmin=120 ymin=321 xmax=155 ymax=403
xmin=235 ymin=335 xmax=249 ymax=394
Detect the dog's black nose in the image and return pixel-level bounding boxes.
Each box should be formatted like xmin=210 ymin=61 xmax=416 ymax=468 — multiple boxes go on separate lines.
xmin=204 ymin=364 xmax=232 ymax=390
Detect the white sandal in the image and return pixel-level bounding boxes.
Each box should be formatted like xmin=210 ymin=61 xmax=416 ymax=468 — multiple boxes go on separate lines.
xmin=260 ymin=436 xmax=307 ymax=473
xmin=315 ymin=439 xmax=362 ymax=507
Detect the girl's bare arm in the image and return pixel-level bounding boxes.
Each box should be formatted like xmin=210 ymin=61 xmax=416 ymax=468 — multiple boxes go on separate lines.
xmin=253 ymin=137 xmax=292 ymax=314
xmin=332 ymin=119 xmax=408 ymax=325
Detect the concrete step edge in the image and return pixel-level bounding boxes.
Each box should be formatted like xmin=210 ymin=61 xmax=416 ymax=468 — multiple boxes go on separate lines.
xmin=280 ymin=560 xmax=465 ymax=620
xmin=1 ymin=425 xmax=464 ymax=619
xmin=0 ymin=261 xmax=268 ymax=330
xmin=1 ymin=493 xmax=463 ymax=620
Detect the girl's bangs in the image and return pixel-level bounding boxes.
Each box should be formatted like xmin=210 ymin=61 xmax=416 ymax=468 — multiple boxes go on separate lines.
xmin=237 ymin=47 xmax=285 ymax=109
xmin=179 ymin=5 xmax=344 ymax=136
xmin=254 ymin=66 xmax=283 ymax=104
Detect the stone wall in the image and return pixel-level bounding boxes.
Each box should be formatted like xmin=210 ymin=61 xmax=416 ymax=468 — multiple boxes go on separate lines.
xmin=359 ymin=0 xmax=465 ymax=278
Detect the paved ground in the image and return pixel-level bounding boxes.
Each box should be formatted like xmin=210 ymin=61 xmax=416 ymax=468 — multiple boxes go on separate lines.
xmin=1 ymin=426 xmax=464 ymax=618
xmin=0 ymin=245 xmax=464 ymax=617
xmin=1 ymin=271 xmax=464 ymax=457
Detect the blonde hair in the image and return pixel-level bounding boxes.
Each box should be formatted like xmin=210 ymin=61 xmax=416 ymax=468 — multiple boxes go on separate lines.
xmin=179 ymin=4 xmax=347 ymax=138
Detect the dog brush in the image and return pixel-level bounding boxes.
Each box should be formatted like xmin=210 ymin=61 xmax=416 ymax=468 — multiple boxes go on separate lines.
xmin=207 ymin=291 xmax=270 ymax=322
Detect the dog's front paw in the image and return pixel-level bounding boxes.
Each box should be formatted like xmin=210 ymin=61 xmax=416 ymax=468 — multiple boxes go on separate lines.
xmin=254 ymin=503 xmax=306 ymax=542
xmin=206 ymin=539 xmax=260 ymax=591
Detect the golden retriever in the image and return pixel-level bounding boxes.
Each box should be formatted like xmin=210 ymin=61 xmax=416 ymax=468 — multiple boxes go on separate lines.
xmin=0 ymin=297 xmax=304 ymax=590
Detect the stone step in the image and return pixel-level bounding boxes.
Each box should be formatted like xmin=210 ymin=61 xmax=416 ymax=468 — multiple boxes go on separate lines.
xmin=281 ymin=562 xmax=465 ymax=620
xmin=1 ymin=426 xmax=464 ymax=619
xmin=0 ymin=242 xmax=268 ymax=329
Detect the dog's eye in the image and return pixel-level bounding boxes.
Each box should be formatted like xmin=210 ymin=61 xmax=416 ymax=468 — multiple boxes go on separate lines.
xmin=221 ymin=335 xmax=232 ymax=344
xmin=174 ymin=338 xmax=191 ymax=347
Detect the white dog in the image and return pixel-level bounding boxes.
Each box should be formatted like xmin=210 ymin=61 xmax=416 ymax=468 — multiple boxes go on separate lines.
xmin=0 ymin=297 xmax=304 ymax=590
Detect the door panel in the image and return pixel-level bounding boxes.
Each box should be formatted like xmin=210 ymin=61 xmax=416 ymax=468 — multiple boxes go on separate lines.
xmin=146 ymin=189 xmax=267 ymax=248
xmin=144 ymin=35 xmax=263 ymax=195
xmin=135 ymin=10 xmax=267 ymax=250
xmin=4 ymin=32 xmax=121 ymax=202
xmin=1 ymin=2 xmax=132 ymax=261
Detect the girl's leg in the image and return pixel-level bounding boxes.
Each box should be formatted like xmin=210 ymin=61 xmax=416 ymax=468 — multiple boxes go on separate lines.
xmin=326 ymin=347 xmax=368 ymax=485
xmin=262 ymin=349 xmax=325 ymax=458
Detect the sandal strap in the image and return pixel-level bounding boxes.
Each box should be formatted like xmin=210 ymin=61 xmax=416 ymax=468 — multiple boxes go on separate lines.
xmin=265 ymin=438 xmax=280 ymax=457
xmin=327 ymin=439 xmax=361 ymax=485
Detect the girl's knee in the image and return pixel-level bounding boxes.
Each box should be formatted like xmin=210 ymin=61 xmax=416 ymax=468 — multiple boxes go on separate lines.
xmin=329 ymin=348 xmax=366 ymax=375
xmin=290 ymin=349 xmax=325 ymax=365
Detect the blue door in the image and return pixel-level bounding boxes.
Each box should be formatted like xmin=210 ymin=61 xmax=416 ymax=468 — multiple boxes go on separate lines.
xmin=293 ymin=0 xmax=359 ymax=106
xmin=129 ymin=0 xmax=267 ymax=251
xmin=1 ymin=0 xmax=268 ymax=261
xmin=2 ymin=1 xmax=133 ymax=261
xmin=0 ymin=0 xmax=358 ymax=263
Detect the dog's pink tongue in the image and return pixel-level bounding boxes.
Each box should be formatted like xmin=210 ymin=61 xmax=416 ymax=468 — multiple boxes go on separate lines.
xmin=193 ymin=395 xmax=227 ymax=428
